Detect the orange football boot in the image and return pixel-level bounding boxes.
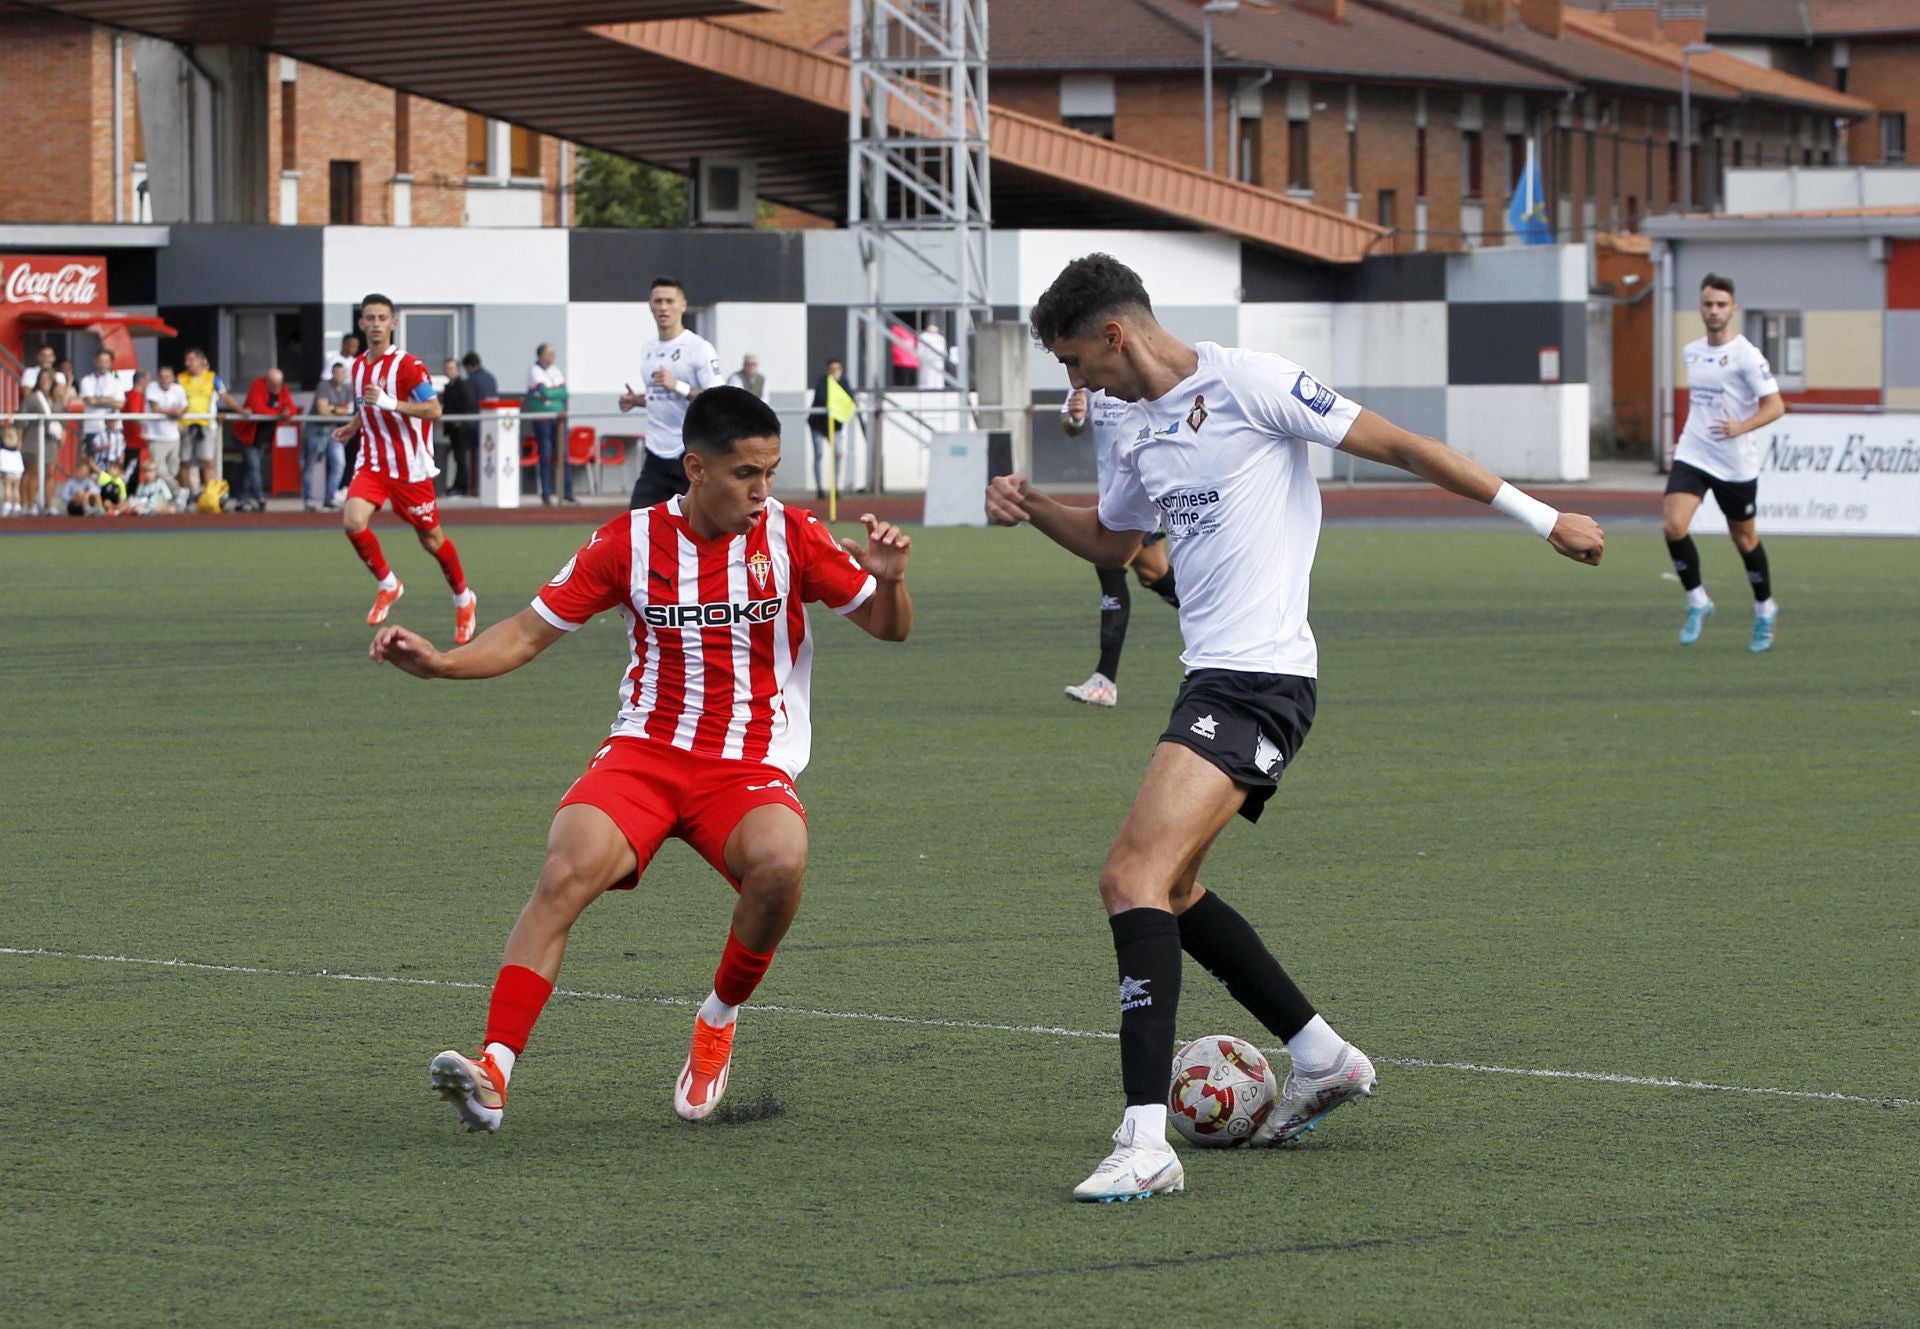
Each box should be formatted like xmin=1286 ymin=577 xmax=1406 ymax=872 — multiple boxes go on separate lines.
xmin=367 ymin=579 xmax=405 ymax=626
xmin=673 ymin=1015 xmax=737 ymax=1121
xmin=454 ymin=592 xmax=478 ymax=645
xmin=429 ymin=1048 xmax=507 ymax=1133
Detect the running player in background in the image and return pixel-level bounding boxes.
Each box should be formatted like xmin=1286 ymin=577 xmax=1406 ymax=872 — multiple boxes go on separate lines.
xmin=1665 ymin=273 xmax=1785 ymax=652
xmin=332 ymin=293 xmax=477 ymax=645
xmin=1060 ymin=386 xmax=1179 ymax=708
xmin=622 ymin=276 xmax=725 ymax=509
xmin=988 ymin=254 xmax=1604 ymax=1202
xmin=371 ymin=387 xmax=913 ymax=1132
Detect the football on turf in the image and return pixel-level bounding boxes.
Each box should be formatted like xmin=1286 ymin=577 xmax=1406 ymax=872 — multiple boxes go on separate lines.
xmin=1168 ymin=1035 xmax=1278 ymax=1147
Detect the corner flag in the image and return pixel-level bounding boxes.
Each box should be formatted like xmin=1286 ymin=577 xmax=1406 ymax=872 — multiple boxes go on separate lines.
xmin=1507 ymin=137 xmax=1553 ymax=246
xmin=825 ymin=376 xmax=857 ymax=427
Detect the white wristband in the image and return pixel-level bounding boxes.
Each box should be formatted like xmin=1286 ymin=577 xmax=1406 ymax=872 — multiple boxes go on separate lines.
xmin=1491 ymin=482 xmax=1559 ymax=539
xmin=673 ymin=379 xmax=691 ymax=398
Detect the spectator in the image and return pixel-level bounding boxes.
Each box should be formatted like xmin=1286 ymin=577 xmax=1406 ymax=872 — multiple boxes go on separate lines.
xmin=19 ymin=344 xmax=65 ymax=396
xmin=726 ymin=354 xmax=766 ymax=399
xmin=60 ymin=462 xmax=102 ymax=516
xmin=178 ymin=347 xmax=241 ymax=502
xmin=56 ymin=358 xmax=77 ymax=390
xmin=525 ymin=342 xmax=572 ymax=506
xmin=128 ymin=465 xmax=180 ymax=515
xmin=887 ymin=321 xmax=918 ymax=388
xmin=807 ymin=357 xmax=848 ymax=501
xmin=78 ymin=350 xmax=125 ymax=466
xmin=439 ymin=356 xmax=479 ymax=496
xmin=916 ymin=320 xmax=950 ymax=390
xmin=97 ymin=457 xmax=130 ymax=516
xmin=323 ymin=333 xmax=362 ymax=381
xmin=0 ymin=421 xmax=22 ymax=515
xmin=144 ymin=366 xmax=186 ymax=501
xmin=233 ymin=367 xmax=298 ymax=513
xmin=122 ymin=368 xmax=150 ymax=487
xmin=17 ymin=368 xmax=66 ymax=514
xmin=462 ymin=351 xmax=498 ymax=404
xmin=304 ymin=361 xmax=352 ymax=512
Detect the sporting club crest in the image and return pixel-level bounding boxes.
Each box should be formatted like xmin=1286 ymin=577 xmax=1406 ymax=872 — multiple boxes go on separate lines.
xmin=747 ymin=550 xmax=773 ymax=591
xmin=1186 ymin=395 xmax=1208 ymax=432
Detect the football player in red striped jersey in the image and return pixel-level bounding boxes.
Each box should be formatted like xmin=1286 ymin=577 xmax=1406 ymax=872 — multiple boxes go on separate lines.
xmin=371 ymin=386 xmax=912 ymax=1132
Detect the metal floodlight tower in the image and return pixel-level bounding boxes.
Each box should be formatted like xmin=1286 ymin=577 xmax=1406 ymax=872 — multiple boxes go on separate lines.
xmin=846 ymin=0 xmax=993 ymax=466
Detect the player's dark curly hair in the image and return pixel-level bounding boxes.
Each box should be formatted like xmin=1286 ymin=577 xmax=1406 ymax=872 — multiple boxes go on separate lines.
xmin=1028 ymin=254 xmax=1153 ymax=348
xmin=1700 ymin=273 xmax=1736 ymax=298
xmin=685 ymin=385 xmax=782 ymax=456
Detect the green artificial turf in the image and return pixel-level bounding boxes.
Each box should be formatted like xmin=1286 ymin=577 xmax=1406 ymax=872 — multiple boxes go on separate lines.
xmin=3 ymin=520 xmax=1915 ymax=1327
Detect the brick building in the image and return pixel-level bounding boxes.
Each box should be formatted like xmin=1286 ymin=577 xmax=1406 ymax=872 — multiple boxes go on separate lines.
xmin=1694 ymin=0 xmax=1920 ymax=166
xmin=989 ymin=0 xmax=1872 ymax=252
xmin=0 ymin=7 xmax=570 ymax=228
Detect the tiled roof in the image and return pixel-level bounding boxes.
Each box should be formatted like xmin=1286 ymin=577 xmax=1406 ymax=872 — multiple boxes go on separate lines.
xmin=1562 ymin=10 xmax=1876 ymax=114
xmin=1363 ymin=0 xmax=1710 ymax=97
xmin=1706 ymin=0 xmax=1920 ymax=38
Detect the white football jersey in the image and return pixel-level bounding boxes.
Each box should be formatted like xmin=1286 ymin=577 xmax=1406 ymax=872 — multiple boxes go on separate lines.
xmin=1062 ymin=389 xmax=1134 ymax=491
xmin=1675 ymin=334 xmax=1779 ymax=483
xmin=638 ymin=329 xmax=724 ymax=459
xmin=1098 ymin=342 xmax=1360 ymax=677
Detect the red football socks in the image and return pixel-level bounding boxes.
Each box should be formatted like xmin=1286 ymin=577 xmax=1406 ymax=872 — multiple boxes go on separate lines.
xmin=483 ymin=964 xmax=555 ymax=1056
xmin=346 ymin=527 xmax=391 ymax=581
xmin=712 ymin=930 xmax=776 ymax=1008
xmin=431 ymin=537 xmax=468 ymax=596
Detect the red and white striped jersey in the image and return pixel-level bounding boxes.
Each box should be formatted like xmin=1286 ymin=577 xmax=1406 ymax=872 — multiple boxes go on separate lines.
xmin=350 ymin=346 xmax=438 ymax=483
xmin=531 ymin=496 xmax=877 ymax=778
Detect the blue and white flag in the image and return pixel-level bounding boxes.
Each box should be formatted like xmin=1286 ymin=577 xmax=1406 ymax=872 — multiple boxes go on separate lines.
xmin=1507 ymin=137 xmax=1553 ymax=245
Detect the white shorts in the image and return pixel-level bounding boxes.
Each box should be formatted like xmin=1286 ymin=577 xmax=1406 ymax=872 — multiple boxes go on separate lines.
xmin=183 ymin=425 xmax=219 ymax=464
xmin=0 ymin=449 xmax=23 ymax=477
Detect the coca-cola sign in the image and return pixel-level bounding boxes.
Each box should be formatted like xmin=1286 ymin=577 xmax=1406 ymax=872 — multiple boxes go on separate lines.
xmin=2 ymin=256 xmax=106 ymax=309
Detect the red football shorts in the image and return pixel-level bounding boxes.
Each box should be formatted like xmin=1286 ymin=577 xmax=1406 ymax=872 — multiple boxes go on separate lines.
xmin=347 ymin=468 xmax=440 ymax=532
xmin=558 ymin=736 xmax=808 ymax=890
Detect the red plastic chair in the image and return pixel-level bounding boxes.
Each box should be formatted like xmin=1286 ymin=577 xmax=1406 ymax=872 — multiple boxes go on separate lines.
xmin=598 ymin=434 xmax=630 ymax=469
xmin=566 ymin=425 xmax=599 ymax=495
xmin=519 ymin=431 xmax=537 ymax=469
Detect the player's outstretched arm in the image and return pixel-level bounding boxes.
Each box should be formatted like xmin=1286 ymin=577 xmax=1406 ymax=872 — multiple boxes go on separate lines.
xmin=841 ymin=513 xmax=914 ymax=642
xmin=370 ymin=607 xmax=567 ymax=679
xmin=985 ymin=471 xmax=1145 ymax=568
xmin=1337 ymin=410 xmax=1605 ymax=566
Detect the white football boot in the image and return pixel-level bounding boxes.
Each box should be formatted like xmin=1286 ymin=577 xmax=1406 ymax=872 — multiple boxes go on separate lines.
xmin=1255 ymin=1043 xmax=1376 ymax=1146
xmin=1064 ymin=672 xmax=1118 ymax=708
xmin=429 ymin=1048 xmax=507 ymax=1133
xmin=1071 ymin=1118 xmax=1185 ymax=1203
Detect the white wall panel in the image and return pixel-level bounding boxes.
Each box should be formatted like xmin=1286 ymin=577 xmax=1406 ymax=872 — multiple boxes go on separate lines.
xmin=706 ymin=303 xmax=810 ymax=399
xmin=1331 ymin=301 xmax=1447 ymax=387
xmin=564 ymin=302 xmax=655 ymax=394
xmin=1014 ymin=230 xmax=1243 ymax=307
xmin=1446 ymin=384 xmax=1591 ymax=481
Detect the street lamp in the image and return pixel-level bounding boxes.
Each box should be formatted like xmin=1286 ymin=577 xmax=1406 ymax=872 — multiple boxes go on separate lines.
xmin=1201 ymin=0 xmax=1273 ymax=176
xmin=1679 ymin=42 xmax=1714 ymax=212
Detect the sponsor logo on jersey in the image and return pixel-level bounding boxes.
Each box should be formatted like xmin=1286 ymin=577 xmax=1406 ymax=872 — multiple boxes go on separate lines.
xmin=1293 ymin=371 xmax=1337 ymax=416
xmin=642 ymin=596 xmax=786 ymax=628
xmin=747 ymin=550 xmax=773 ymax=590
xmin=1186 ymin=395 xmax=1208 ymax=432
xmin=1157 ymin=487 xmax=1222 ymax=531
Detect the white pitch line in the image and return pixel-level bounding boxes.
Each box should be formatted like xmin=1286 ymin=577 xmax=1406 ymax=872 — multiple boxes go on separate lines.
xmin=5 ymin=946 xmax=1915 ymax=1109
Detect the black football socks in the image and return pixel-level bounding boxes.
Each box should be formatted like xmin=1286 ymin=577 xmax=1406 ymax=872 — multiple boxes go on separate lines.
xmin=1741 ymin=542 xmax=1772 ymax=602
xmin=1666 ymin=536 xmax=1703 ymax=592
xmin=1177 ymin=890 xmax=1317 ymax=1041
xmin=1109 ymin=908 xmax=1182 ymax=1107
xmin=1095 ymin=565 xmax=1130 ymax=682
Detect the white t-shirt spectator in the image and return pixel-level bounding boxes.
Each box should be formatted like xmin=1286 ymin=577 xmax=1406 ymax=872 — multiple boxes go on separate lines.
xmin=527 ymin=360 xmax=566 ymax=398
xmin=916 ymin=328 xmax=949 ymax=390
xmin=78 ymin=371 xmax=125 ymax=437
xmin=145 ymin=381 xmax=186 ymax=443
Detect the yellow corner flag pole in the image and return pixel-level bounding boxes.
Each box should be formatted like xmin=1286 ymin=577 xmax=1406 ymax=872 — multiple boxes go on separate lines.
xmin=824 ymin=376 xmax=858 ymax=524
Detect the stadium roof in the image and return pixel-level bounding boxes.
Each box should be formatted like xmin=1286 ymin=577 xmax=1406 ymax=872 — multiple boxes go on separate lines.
xmin=992 ymin=0 xmax=1573 ymax=92
xmin=1700 ymin=0 xmax=1920 ymax=39
xmin=1559 ymin=10 xmax=1875 ymax=115
xmin=22 ymin=0 xmax=1383 ymax=263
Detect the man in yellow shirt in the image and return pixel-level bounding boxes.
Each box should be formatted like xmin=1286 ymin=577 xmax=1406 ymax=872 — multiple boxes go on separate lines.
xmin=177 ymin=346 xmax=241 ymax=502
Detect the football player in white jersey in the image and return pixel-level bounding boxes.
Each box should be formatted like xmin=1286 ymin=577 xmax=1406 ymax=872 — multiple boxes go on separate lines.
xmin=987 ymin=254 xmax=1605 ymax=1202
xmin=622 ymin=276 xmax=725 ymax=509
xmin=1060 ymin=387 xmax=1180 ymax=708
xmin=1665 ymin=274 xmax=1786 ymax=651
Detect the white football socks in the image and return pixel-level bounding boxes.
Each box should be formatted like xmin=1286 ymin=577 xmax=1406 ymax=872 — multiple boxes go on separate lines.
xmin=697 ymin=991 xmax=740 ymax=1028
xmin=484 ymin=1042 xmax=516 ymax=1084
xmin=1756 ymin=597 xmax=1777 ymax=618
xmin=1286 ymin=1014 xmax=1346 ymax=1073
xmin=1121 ymin=1103 xmax=1170 ymax=1144
xmin=453 ymin=588 xmax=475 ymax=607
xmin=377 ymin=572 xmax=399 ymax=592
xmin=1686 ymin=586 xmax=1711 ymax=609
